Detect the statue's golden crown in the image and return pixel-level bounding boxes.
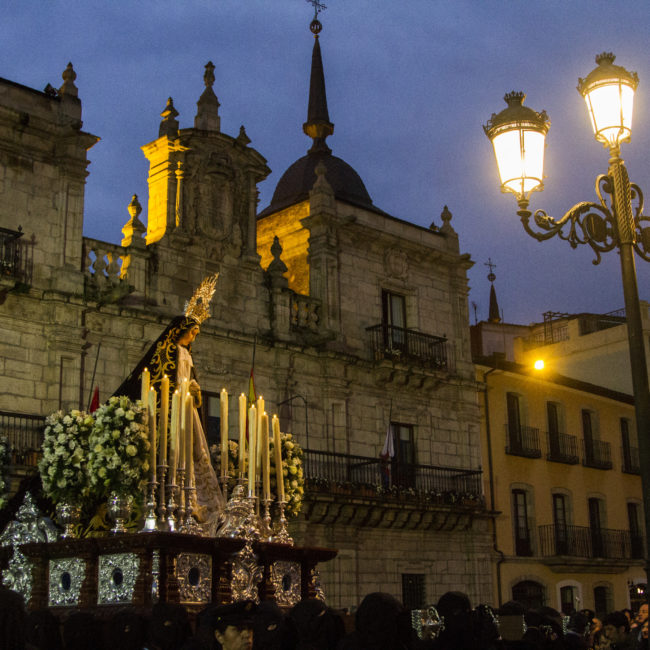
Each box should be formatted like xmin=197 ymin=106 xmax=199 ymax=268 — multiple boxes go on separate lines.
xmin=184 ymin=273 xmax=219 ymax=325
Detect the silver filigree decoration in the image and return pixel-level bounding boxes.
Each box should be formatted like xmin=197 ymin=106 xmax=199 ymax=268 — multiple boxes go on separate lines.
xmin=97 ymin=553 xmax=140 ymax=605
xmin=270 ymin=561 xmax=301 ymax=607
xmin=310 ymin=568 xmax=326 ymax=602
xmin=0 ymin=492 xmax=59 ymax=604
xmin=151 ymin=549 xmax=160 ymax=603
xmin=230 ymin=543 xmax=262 ymax=603
xmin=177 ymin=553 xmax=212 ymax=604
xmin=48 ymin=557 xmax=85 ymax=606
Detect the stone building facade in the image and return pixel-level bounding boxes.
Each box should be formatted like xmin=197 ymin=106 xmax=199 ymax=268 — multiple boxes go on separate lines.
xmin=0 ymin=28 xmax=492 ymax=608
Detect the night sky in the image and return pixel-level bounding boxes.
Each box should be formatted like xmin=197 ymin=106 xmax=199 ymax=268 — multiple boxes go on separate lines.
xmin=3 ymin=0 xmax=650 ymax=325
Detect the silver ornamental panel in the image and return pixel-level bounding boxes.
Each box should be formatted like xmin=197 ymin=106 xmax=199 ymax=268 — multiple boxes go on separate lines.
xmin=177 ymin=553 xmax=212 ymax=604
xmin=230 ymin=543 xmax=263 ymax=603
xmin=0 ymin=492 xmax=59 ymax=604
xmin=270 ymin=560 xmax=301 ymax=607
xmin=97 ymin=553 xmax=140 ymax=605
xmin=151 ymin=549 xmax=160 ymax=603
xmin=48 ymin=557 xmax=85 ymax=607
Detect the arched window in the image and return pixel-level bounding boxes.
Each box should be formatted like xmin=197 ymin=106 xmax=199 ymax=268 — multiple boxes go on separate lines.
xmin=512 ymin=580 xmax=545 ymax=610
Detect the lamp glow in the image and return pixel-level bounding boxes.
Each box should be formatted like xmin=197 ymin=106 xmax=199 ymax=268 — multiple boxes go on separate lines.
xmin=533 ymin=359 xmax=545 ymax=371
xmin=578 ymin=52 xmax=638 ymax=149
xmin=484 ymin=92 xmax=550 ymax=206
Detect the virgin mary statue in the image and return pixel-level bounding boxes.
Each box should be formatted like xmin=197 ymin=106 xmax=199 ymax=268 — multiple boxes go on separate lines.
xmin=114 ymin=274 xmax=224 ymax=533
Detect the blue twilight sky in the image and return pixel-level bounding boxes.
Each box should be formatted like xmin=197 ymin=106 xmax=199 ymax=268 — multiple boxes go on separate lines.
xmin=2 ymin=0 xmax=650 ymax=325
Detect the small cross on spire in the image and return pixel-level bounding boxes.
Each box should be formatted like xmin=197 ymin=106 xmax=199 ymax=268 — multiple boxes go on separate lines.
xmin=306 ymin=0 xmax=327 ymax=17
xmin=485 ymin=258 xmax=497 ymax=283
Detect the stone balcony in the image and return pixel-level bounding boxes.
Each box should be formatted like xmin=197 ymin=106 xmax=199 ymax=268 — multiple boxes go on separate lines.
xmin=302 ymin=449 xmax=485 ymax=531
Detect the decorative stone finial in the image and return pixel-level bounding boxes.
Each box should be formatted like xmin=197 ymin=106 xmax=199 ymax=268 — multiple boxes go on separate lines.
xmin=159 ymin=97 xmax=179 ymax=138
xmin=194 ymin=62 xmax=221 ymax=131
xmin=267 ymin=236 xmax=289 ymax=288
xmin=204 ymin=61 xmax=216 ymax=88
xmin=440 ymin=205 xmax=456 ymax=236
xmin=58 ymin=62 xmax=78 ymax=97
xmin=122 ymin=194 xmax=146 ymax=248
xmin=237 ymin=125 xmax=251 ymax=145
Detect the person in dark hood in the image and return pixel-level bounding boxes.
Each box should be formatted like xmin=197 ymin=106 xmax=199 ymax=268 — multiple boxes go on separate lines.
xmin=433 ymin=591 xmax=474 ymax=650
xmin=290 ymin=598 xmax=344 ymax=650
xmin=252 ymin=600 xmax=295 ymax=650
xmin=24 ymin=609 xmax=62 ymax=650
xmin=338 ymin=592 xmax=411 ymax=650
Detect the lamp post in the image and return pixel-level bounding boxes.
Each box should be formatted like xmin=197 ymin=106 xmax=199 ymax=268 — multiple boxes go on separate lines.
xmin=485 ymin=53 xmax=650 ymax=592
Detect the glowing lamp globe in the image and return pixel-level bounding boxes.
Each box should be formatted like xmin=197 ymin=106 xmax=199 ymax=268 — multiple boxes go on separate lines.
xmin=578 ymin=52 xmax=638 ymax=149
xmin=484 ymin=92 xmax=550 ymax=207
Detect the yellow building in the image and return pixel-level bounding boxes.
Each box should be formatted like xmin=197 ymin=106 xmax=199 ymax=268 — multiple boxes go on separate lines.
xmin=475 ymin=352 xmax=645 ymax=616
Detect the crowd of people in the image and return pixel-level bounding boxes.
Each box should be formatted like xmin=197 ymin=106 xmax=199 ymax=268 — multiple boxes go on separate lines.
xmin=1 ymin=582 xmax=648 ymax=650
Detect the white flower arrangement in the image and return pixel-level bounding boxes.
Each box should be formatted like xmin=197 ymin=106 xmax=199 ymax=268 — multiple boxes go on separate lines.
xmin=0 ymin=435 xmax=11 ymax=510
xmin=209 ymin=439 xmax=239 ymax=477
xmin=39 ymin=409 xmax=94 ymax=503
xmin=87 ymin=395 xmax=150 ymax=500
xmin=270 ymin=432 xmax=304 ymax=518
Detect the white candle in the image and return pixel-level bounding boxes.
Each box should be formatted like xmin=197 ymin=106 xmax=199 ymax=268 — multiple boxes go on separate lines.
xmin=248 ymin=404 xmax=257 ymax=496
xmin=256 ymin=396 xmax=264 ymax=479
xmin=238 ymin=393 xmax=246 ymax=479
xmin=272 ymin=415 xmax=285 ymax=502
xmin=220 ymin=388 xmax=228 ymax=477
xmin=148 ymin=387 xmax=157 ymax=483
xmin=160 ymin=375 xmax=169 ymax=466
xmin=140 ymin=367 xmax=150 ymax=404
xmin=262 ymin=412 xmax=270 ymax=501
xmin=169 ymin=390 xmax=180 ymax=484
xmin=179 ymin=387 xmax=187 ymax=472
xmin=186 ymin=393 xmax=194 ymax=487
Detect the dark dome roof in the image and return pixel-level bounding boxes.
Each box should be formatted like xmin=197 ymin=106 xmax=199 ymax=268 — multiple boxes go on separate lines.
xmin=259 ymin=151 xmax=373 ymax=217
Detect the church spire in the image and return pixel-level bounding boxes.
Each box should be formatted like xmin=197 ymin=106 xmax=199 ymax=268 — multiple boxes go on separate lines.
xmin=486 ymin=258 xmax=501 ymax=323
xmin=302 ymin=10 xmax=334 ymax=154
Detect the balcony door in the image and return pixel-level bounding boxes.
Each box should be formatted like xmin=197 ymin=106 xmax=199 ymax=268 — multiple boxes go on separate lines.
xmin=582 ymin=410 xmax=595 ymax=464
xmin=392 ymin=422 xmax=415 ymax=489
xmin=553 ymin=494 xmax=569 ymax=555
xmin=628 ymin=502 xmax=644 ymax=559
xmin=507 ymin=393 xmax=522 ymax=452
xmin=547 ymin=402 xmax=561 ymax=458
xmin=382 ymin=290 xmax=407 ymax=353
xmin=589 ymin=497 xmax=605 ymax=558
xmin=513 ymin=489 xmax=532 ymax=556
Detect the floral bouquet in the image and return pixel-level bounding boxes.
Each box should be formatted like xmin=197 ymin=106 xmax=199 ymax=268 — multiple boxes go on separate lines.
xmin=39 ymin=409 xmax=93 ymax=504
xmin=270 ymin=432 xmax=304 ymax=518
xmin=209 ymin=439 xmax=239 ymax=478
xmin=87 ymin=395 xmax=150 ymax=501
xmin=0 ymin=435 xmax=11 ymax=510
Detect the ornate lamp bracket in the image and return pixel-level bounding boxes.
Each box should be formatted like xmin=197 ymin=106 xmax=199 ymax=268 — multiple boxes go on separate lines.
xmin=517 ymin=172 xmax=649 ymax=265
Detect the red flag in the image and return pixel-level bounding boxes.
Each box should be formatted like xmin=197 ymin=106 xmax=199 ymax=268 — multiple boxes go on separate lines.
xmin=89 ymin=386 xmax=100 ymax=413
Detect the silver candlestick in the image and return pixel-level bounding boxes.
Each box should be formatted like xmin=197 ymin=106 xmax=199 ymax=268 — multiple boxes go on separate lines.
xmin=157 ymin=463 xmax=168 ymax=527
xmin=181 ymin=482 xmax=202 ymax=535
xmin=166 ymin=482 xmax=179 ymax=532
xmin=140 ymin=479 xmax=158 ymax=532
xmin=260 ymin=497 xmax=274 ymax=542
xmin=176 ymin=468 xmax=186 ymax=525
xmin=273 ymin=499 xmax=293 ymax=545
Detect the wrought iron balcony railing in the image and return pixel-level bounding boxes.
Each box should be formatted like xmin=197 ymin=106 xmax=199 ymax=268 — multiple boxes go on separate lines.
xmin=582 ymin=438 xmax=613 ymax=470
xmin=303 ymin=448 xmax=483 ymax=505
xmin=366 ymin=324 xmax=450 ymax=371
xmin=0 ymin=226 xmax=32 ymax=284
xmin=546 ymin=431 xmax=579 ymax=464
xmin=622 ymin=445 xmax=641 ymax=474
xmin=539 ymin=524 xmax=642 ymax=560
xmin=505 ymin=425 xmax=542 ymax=458
xmin=0 ymin=410 xmax=45 ymax=466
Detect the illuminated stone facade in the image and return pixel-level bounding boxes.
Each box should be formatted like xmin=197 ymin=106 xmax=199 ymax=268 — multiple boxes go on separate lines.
xmin=0 ymin=60 xmax=493 ymax=608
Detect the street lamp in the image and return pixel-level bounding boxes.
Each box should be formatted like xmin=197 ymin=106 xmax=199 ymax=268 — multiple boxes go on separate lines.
xmin=485 ymin=52 xmax=650 ymax=591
